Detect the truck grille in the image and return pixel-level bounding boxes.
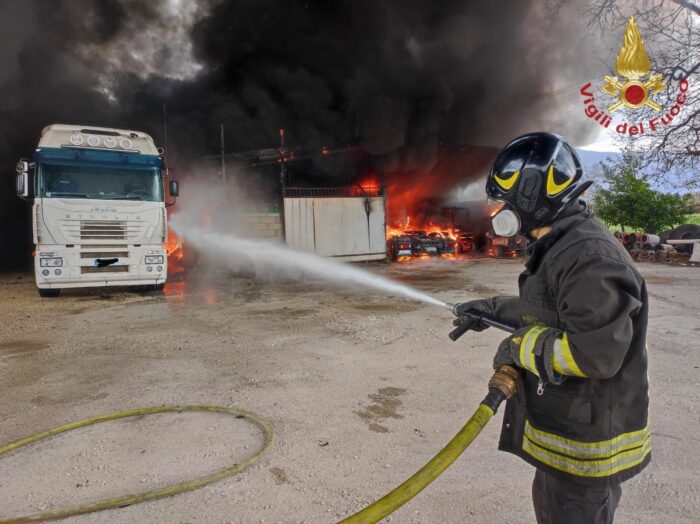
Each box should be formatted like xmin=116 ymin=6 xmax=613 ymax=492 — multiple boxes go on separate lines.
xmin=59 ymin=220 xmax=145 ymax=242
xmin=81 ymin=265 xmax=129 ymax=274
xmin=80 ymin=220 xmax=125 ymax=239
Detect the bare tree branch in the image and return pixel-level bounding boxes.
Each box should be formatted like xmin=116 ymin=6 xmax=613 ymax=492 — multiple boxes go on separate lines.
xmin=670 ymin=0 xmax=700 ymax=16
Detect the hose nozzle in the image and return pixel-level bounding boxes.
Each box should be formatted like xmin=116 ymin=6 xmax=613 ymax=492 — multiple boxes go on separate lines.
xmin=445 ymin=302 xmax=458 ymax=315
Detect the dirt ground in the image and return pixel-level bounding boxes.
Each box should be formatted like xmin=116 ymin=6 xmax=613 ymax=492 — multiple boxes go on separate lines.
xmin=0 ymin=258 xmax=698 ymax=523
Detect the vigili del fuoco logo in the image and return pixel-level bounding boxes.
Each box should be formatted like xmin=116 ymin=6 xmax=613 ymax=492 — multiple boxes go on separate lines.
xmin=579 ymin=16 xmax=689 ymax=136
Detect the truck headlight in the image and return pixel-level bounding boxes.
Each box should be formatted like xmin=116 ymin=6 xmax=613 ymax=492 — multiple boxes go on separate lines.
xmin=145 ymin=255 xmax=164 ymax=264
xmin=40 ymin=257 xmax=63 ymax=267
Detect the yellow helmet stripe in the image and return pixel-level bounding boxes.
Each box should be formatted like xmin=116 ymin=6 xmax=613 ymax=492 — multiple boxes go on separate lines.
xmin=494 ymin=170 xmax=520 ymax=190
xmin=546 ymin=164 xmax=574 ymax=196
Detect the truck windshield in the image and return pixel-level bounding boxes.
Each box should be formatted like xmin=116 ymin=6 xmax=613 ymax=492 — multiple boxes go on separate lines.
xmin=38 ymin=164 xmax=163 ymax=202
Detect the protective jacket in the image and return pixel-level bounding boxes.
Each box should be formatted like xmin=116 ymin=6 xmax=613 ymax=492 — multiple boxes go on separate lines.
xmin=488 ymin=207 xmax=650 ymax=487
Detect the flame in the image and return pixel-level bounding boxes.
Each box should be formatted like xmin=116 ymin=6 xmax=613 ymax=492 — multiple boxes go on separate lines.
xmin=616 ymin=16 xmax=651 ymax=80
xmin=165 ymin=227 xmax=185 ymax=274
xmin=386 ymin=221 xmax=458 ymax=240
xmin=351 ymin=175 xmax=382 ymax=197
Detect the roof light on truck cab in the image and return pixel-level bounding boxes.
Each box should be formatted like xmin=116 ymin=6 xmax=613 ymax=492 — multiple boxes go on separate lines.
xmin=87 ymin=135 xmax=101 ymax=147
xmin=70 ymin=134 xmax=83 ymax=146
xmin=120 ymin=138 xmax=133 ymax=150
xmin=104 ymin=137 xmax=117 ymax=148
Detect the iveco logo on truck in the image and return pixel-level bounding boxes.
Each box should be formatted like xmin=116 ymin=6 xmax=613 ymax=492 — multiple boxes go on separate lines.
xmin=16 ymin=124 xmax=180 ymax=297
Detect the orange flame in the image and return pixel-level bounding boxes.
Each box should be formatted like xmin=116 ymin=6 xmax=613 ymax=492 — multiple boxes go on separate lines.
xmin=165 ymin=227 xmax=185 ymax=274
xmin=386 ymin=221 xmax=458 ymax=241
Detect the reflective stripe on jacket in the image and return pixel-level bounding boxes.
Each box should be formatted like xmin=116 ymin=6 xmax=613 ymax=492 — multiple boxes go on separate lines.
xmin=489 ymin=208 xmax=650 ymax=487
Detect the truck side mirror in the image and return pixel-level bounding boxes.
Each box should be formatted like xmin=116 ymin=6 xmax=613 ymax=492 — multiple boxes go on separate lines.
xmin=17 ymin=172 xmax=29 ymax=197
xmin=16 ymin=160 xmax=30 ymax=199
xmin=169 ymin=180 xmax=180 ymax=197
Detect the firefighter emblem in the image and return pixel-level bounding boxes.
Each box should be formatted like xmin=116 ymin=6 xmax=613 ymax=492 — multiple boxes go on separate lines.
xmin=601 ymin=16 xmax=665 ymax=112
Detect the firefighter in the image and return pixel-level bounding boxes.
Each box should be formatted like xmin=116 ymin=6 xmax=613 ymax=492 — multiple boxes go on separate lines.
xmin=453 ymin=132 xmax=650 ymax=523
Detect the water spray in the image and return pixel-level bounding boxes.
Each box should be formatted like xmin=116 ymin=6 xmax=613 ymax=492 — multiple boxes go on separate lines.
xmin=171 ymin=224 xmax=448 ymax=308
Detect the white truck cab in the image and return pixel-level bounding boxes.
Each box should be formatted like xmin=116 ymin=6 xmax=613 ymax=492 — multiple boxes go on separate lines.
xmin=16 ymin=124 xmax=179 ymax=296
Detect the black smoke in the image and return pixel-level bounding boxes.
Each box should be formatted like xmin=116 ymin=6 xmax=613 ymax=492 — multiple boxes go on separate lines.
xmin=0 ymin=0 xmax=600 ymax=270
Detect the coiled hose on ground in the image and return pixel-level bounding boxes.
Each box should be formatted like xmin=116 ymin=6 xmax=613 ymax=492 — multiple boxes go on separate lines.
xmin=0 ymin=405 xmax=275 ymax=524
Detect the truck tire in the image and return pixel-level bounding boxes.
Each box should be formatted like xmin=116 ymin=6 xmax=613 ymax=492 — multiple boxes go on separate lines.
xmin=494 ymin=245 xmax=505 ymax=258
xmin=669 ymin=224 xmax=700 ymax=253
xmin=38 ymin=288 xmax=60 ymax=298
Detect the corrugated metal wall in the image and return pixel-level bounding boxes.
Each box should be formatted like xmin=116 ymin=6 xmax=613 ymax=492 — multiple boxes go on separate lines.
xmin=284 ymin=197 xmax=386 ymax=261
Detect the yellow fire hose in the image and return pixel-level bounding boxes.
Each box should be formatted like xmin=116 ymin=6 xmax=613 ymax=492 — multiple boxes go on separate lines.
xmin=0 ymin=405 xmax=275 ymax=524
xmin=340 ymin=365 xmax=519 ymax=524
xmin=0 ymin=366 xmax=517 ymax=523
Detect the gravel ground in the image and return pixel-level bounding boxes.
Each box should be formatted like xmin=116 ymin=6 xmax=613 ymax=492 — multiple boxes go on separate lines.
xmin=0 ymin=258 xmax=698 ymax=523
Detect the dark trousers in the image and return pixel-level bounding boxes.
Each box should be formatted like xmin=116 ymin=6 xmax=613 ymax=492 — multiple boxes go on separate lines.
xmin=532 ymin=469 xmax=622 ymax=524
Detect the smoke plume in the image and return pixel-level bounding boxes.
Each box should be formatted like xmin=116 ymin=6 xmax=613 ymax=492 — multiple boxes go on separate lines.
xmin=0 ymin=0 xmax=605 ymax=270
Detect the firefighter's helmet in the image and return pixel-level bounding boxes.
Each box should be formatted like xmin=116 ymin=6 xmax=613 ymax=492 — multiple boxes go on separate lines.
xmin=485 ymin=132 xmax=592 ymax=236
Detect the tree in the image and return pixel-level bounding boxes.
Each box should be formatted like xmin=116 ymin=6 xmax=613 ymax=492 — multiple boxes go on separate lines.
xmin=585 ymin=0 xmax=700 ymax=189
xmin=593 ymin=151 xmax=694 ymax=232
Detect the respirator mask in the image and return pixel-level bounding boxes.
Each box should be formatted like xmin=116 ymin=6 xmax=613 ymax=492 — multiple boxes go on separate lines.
xmin=491 ymin=207 xmax=521 ymax=237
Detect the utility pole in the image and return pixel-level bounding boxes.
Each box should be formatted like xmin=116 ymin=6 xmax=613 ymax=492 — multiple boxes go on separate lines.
xmin=279 ymin=128 xmax=286 ymax=191
xmin=162 ymin=104 xmax=168 ymax=156
xmin=220 ymin=123 xmax=226 ymax=182
xmin=279 ymin=128 xmax=286 ymax=242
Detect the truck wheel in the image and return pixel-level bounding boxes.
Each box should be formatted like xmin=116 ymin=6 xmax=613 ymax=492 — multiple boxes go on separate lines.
xmin=494 ymin=245 xmax=505 ymax=258
xmin=669 ymin=224 xmax=700 ymax=240
xmin=669 ymin=224 xmax=700 ymax=253
xmin=38 ymin=288 xmax=60 ymax=298
xmin=155 ymin=283 xmax=165 ymax=292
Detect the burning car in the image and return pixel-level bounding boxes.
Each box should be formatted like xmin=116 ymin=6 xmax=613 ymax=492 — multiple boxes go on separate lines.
xmin=427 ymin=231 xmax=457 ymax=255
xmin=387 ymin=229 xmax=456 ymax=261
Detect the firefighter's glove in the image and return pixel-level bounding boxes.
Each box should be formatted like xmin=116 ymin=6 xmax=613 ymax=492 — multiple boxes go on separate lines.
xmin=493 ymin=335 xmax=518 ymax=370
xmin=493 ymin=326 xmax=540 ymax=371
xmin=493 ymin=327 xmax=567 ymax=385
xmin=452 ymin=299 xmax=493 ymax=332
